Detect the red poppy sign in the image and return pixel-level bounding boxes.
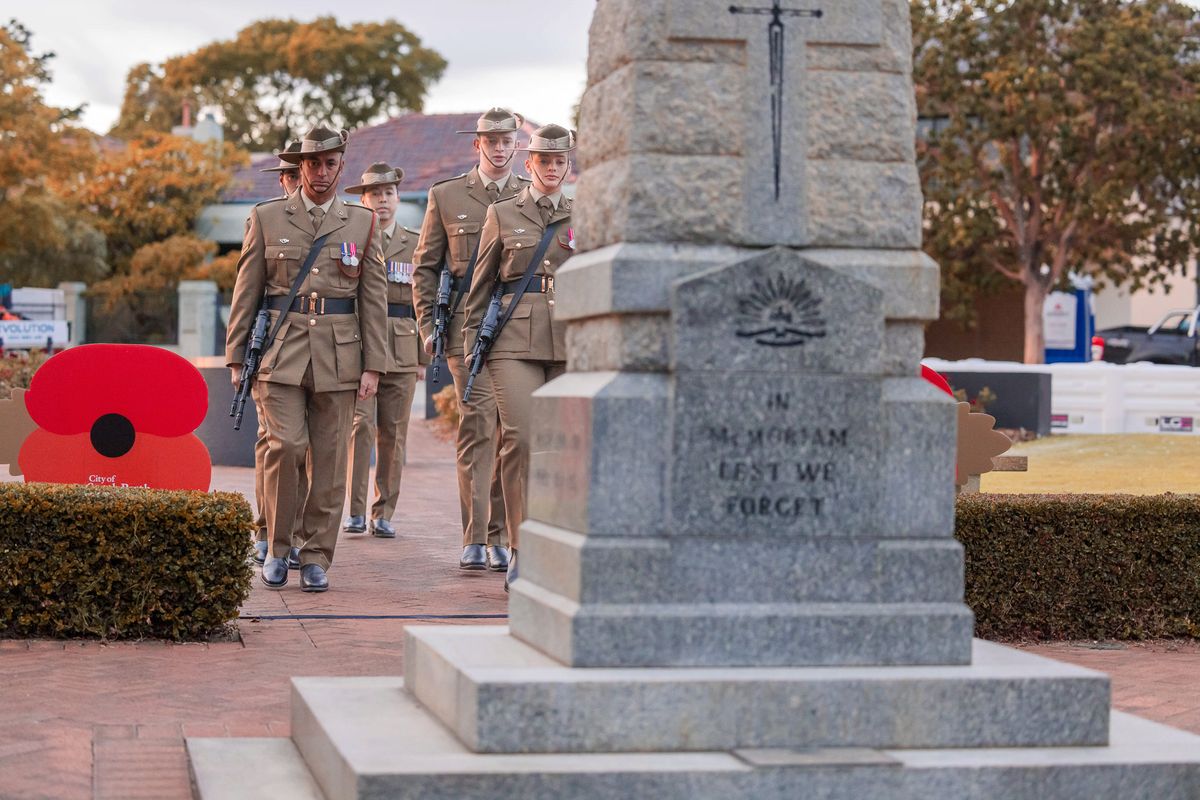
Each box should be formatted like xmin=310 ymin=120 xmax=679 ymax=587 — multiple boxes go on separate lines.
xmin=0 ymin=345 xmax=211 ymax=490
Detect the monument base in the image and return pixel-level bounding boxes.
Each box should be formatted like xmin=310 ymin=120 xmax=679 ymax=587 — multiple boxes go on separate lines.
xmin=188 ymin=667 xmax=1200 ymax=800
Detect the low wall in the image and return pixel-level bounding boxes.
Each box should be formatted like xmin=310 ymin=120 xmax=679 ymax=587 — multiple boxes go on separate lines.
xmin=925 ymin=359 xmax=1200 ymax=435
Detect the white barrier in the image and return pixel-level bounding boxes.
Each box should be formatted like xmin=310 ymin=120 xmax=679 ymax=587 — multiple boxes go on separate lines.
xmin=923 ymin=358 xmax=1200 ymax=435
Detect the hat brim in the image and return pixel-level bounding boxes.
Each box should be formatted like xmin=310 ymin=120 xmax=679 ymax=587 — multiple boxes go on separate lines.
xmin=278 ymin=142 xmax=347 ymax=164
xmin=260 ymin=163 xmax=298 ymax=173
xmin=520 ymin=146 xmax=576 ymax=154
xmin=343 ymin=179 xmax=402 ymax=194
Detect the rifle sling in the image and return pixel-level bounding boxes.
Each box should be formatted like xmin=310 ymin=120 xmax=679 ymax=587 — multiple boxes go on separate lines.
xmin=447 ymin=237 xmax=481 ymax=318
xmin=493 ymin=222 xmax=563 ymax=340
xmin=258 ymin=232 xmax=332 ymax=357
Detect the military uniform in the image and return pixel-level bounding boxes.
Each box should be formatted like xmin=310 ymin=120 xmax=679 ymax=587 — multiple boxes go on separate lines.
xmin=226 ymin=126 xmax=388 ymax=590
xmin=463 ymin=125 xmax=576 ymax=584
xmin=413 ymin=110 xmax=529 ymax=567
xmin=344 ymin=165 xmax=429 ymax=532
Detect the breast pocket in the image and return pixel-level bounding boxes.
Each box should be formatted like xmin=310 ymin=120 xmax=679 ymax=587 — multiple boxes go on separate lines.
xmin=270 ymin=245 xmax=303 ymax=285
xmin=449 ymin=222 xmax=480 ymax=265
xmin=333 ymin=321 xmax=362 ymax=384
xmin=326 ymin=245 xmax=357 ymax=289
xmin=390 ymin=317 xmax=418 ymax=370
xmin=501 ymin=235 xmax=540 ymax=278
xmin=493 ymin=299 xmax=532 ymax=355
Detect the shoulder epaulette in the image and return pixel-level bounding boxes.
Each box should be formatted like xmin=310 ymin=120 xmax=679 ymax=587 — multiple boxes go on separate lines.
xmin=343 ymin=200 xmax=371 ymax=212
xmin=431 ymin=172 xmax=468 ymax=189
xmin=254 ymin=197 xmax=287 ymax=208
xmin=517 ymin=175 xmax=533 ymax=182
xmin=493 ymin=194 xmax=520 ymax=206
xmin=403 ymin=225 xmax=421 ymax=235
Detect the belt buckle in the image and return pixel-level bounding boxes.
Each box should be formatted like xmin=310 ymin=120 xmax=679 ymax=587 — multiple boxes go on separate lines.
xmin=318 ymin=297 xmax=326 ymax=315
xmin=545 ymin=275 xmax=555 ymax=293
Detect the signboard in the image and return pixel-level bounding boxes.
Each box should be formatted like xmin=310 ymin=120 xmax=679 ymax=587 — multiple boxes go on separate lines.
xmin=1043 ymin=292 xmax=1078 ymax=350
xmin=0 ymin=320 xmax=69 ymax=349
xmin=1158 ymin=416 xmax=1195 ymax=433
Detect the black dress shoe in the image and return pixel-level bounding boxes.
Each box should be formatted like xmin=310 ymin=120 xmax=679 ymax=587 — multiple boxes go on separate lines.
xmin=371 ymin=519 xmax=397 ymax=538
xmin=286 ymin=546 xmax=301 ymax=570
xmin=504 ymin=549 xmax=518 ymax=593
xmin=252 ymin=540 xmax=268 ymax=565
xmin=300 ymin=564 xmax=329 ymax=592
xmin=261 ymin=557 xmax=288 ymax=588
xmin=343 ymin=515 xmax=366 ymax=533
xmin=459 ymin=544 xmax=487 ymax=570
xmin=486 ymin=545 xmax=510 ymax=572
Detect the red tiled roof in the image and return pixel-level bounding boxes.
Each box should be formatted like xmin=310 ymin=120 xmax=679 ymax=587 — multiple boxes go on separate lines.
xmin=221 ymin=112 xmax=574 ymax=203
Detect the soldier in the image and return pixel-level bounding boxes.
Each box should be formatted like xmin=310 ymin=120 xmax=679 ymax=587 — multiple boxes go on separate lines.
xmin=413 ymin=108 xmax=529 ymax=572
xmin=226 ymin=125 xmax=387 ymax=592
xmin=463 ymin=123 xmax=575 ymax=590
xmin=342 ymin=162 xmax=428 ymax=537
xmin=251 ymin=140 xmax=305 ymax=567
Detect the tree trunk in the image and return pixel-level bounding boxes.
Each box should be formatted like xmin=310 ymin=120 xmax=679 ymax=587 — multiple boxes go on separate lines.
xmin=1023 ymin=278 xmax=1050 ymax=364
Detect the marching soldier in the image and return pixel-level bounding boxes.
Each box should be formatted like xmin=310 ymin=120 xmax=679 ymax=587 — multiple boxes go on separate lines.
xmin=342 ymin=163 xmax=428 ymax=537
xmin=251 ymin=140 xmax=305 ymax=567
xmin=413 ymin=108 xmax=529 ymax=572
xmin=226 ymin=125 xmax=388 ymax=592
xmin=463 ymin=123 xmax=575 ymax=590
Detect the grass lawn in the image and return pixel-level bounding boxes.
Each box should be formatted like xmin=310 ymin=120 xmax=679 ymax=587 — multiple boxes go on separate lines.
xmin=981 ymin=434 xmax=1200 ymax=495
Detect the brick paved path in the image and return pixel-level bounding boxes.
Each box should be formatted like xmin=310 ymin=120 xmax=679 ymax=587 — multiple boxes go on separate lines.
xmin=1 ymin=415 xmax=1198 ymax=799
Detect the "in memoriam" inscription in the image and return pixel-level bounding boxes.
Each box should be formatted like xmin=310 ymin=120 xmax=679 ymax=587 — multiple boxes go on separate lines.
xmin=707 ymin=390 xmax=849 ymax=521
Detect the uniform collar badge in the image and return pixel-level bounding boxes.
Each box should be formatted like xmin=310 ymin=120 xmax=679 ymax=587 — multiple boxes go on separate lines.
xmin=514 ymin=228 xmax=526 ymax=234
xmin=279 ymin=238 xmax=289 ymax=244
xmin=456 ymin=214 xmax=468 ymax=220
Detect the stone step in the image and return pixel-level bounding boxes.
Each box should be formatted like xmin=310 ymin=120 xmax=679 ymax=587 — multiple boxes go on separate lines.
xmin=286 ymin=675 xmax=1200 ymax=800
xmin=404 ymin=626 xmax=1109 ymax=753
xmin=188 ymin=737 xmax=327 ymax=800
xmin=509 ymin=577 xmax=974 ymax=667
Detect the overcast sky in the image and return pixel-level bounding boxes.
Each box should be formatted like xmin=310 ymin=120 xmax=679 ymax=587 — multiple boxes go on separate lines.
xmin=15 ymin=1 xmax=594 ymax=146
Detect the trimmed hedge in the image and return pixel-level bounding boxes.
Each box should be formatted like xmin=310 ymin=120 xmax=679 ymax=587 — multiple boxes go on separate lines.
xmin=0 ymin=483 xmax=253 ymax=640
xmin=957 ymin=493 xmax=1200 ymax=641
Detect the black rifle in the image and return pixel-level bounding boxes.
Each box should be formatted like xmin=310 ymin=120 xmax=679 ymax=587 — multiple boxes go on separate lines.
xmin=463 ymin=284 xmax=504 ymax=403
xmin=462 ymin=222 xmax=563 ymax=404
xmin=229 ymin=308 xmax=269 ymax=430
xmin=230 ymin=232 xmax=331 ymax=430
xmin=429 ymin=265 xmax=452 ymax=381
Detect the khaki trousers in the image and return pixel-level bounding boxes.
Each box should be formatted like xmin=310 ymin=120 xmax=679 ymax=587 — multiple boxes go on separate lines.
xmin=255 ymin=367 xmax=356 ymax=570
xmin=487 ymin=358 xmax=566 ymax=551
xmin=447 ymin=354 xmax=507 ymax=547
xmin=253 ymin=396 xmax=307 ymax=544
xmin=347 ymin=371 xmax=418 ymax=521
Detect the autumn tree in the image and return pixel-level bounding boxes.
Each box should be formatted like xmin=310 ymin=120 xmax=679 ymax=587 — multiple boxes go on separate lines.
xmin=0 ymin=20 xmax=106 ymax=286
xmin=913 ymin=0 xmax=1200 ymax=362
xmin=110 ymin=17 xmax=446 ymax=150
xmin=79 ymin=131 xmax=246 ymax=273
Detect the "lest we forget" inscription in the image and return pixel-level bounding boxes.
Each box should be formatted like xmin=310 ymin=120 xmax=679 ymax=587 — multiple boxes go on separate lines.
xmin=670 ymin=373 xmax=882 ymax=537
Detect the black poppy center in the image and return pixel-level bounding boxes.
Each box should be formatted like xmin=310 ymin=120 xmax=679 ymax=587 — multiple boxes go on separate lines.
xmin=90 ymin=413 xmax=136 ymax=459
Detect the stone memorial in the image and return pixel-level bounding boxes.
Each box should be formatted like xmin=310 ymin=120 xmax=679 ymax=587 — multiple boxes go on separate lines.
xmin=189 ymin=1 xmax=1200 ymax=797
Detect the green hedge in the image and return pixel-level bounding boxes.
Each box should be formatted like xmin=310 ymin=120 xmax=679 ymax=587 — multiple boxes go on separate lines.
xmin=957 ymin=493 xmax=1200 ymax=641
xmin=0 ymin=483 xmax=253 ymax=640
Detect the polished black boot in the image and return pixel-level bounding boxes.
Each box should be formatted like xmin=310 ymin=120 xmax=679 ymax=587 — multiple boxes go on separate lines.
xmin=459 ymin=544 xmax=487 ymax=570
xmin=261 ymin=557 xmax=288 ymax=588
xmin=486 ymin=545 xmax=510 ymax=572
xmin=300 ymin=564 xmax=329 ymax=592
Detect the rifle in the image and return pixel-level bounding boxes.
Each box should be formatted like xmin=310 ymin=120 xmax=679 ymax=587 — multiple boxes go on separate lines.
xmin=462 ymin=284 xmax=504 ymax=404
xmin=229 ymin=307 xmax=269 ymax=430
xmin=429 ymin=265 xmax=453 ymax=381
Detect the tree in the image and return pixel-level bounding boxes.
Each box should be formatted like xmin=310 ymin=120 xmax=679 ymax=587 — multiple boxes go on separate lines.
xmin=913 ymin=0 xmax=1200 ymax=363
xmin=78 ymin=132 xmax=246 ymax=273
xmin=0 ymin=20 xmax=105 ymax=286
xmin=110 ymin=17 xmax=447 ymax=150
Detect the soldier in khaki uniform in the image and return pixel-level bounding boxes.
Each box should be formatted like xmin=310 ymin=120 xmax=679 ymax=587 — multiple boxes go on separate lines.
xmin=342 ymin=163 xmax=428 ymax=537
xmin=226 ymin=125 xmax=388 ymax=592
xmin=413 ymin=108 xmax=529 ymax=572
xmin=251 ymin=140 xmax=305 ymax=567
xmin=463 ymin=124 xmax=575 ymax=590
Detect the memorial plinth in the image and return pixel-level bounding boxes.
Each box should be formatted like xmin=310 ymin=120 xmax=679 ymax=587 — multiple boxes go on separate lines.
xmin=189 ymin=0 xmax=1200 ymax=796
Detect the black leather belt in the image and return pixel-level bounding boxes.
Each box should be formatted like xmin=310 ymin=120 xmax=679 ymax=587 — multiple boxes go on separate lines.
xmin=266 ymin=295 xmax=356 ymax=315
xmin=501 ymin=275 xmax=553 ymax=294
xmin=387 ymin=303 xmax=415 ymax=319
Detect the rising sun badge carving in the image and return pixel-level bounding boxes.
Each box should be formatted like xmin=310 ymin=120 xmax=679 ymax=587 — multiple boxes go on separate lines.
xmin=735 ymin=273 xmax=827 ymax=347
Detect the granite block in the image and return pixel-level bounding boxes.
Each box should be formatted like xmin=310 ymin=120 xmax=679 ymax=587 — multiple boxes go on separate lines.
xmin=405 ymin=628 xmax=1108 ymax=754
xmin=509 ymin=580 xmax=973 ymax=668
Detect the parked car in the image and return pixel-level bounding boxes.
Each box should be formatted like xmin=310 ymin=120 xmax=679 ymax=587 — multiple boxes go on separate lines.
xmin=1094 ymin=307 xmax=1200 ymax=365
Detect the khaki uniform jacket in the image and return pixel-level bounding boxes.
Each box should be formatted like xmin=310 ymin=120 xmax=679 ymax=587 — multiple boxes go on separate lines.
xmin=412 ymin=166 xmax=529 ymax=356
xmin=463 ymin=187 xmax=573 ymax=362
xmin=225 ymin=192 xmax=388 ymax=392
xmin=381 ymin=225 xmax=429 ymax=374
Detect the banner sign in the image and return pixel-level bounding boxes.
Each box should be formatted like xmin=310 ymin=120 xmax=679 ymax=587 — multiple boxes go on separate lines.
xmin=0 ymin=320 xmax=69 ymax=349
